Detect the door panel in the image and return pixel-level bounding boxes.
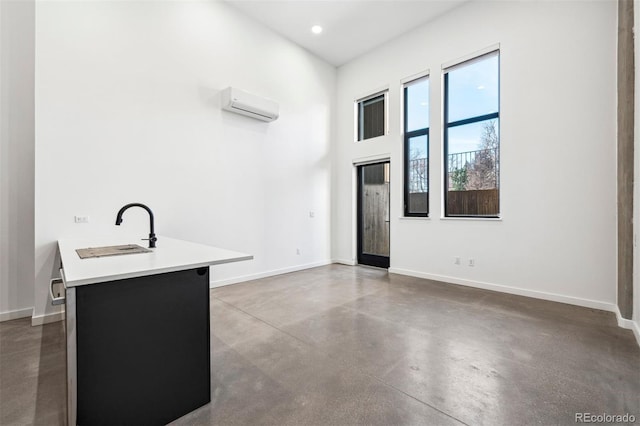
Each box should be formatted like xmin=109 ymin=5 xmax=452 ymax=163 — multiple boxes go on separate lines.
xmin=358 ymin=162 xmax=390 ymax=268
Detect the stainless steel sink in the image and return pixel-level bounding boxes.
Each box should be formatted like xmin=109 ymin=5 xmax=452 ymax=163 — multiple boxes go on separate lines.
xmin=76 ymin=244 xmax=152 ymax=259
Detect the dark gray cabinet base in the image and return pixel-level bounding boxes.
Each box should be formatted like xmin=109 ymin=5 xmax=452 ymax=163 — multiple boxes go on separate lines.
xmin=74 ymin=267 xmax=210 ymax=425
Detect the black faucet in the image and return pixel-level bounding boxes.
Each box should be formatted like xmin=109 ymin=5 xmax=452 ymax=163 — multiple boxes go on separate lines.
xmin=115 ymin=203 xmax=157 ymax=248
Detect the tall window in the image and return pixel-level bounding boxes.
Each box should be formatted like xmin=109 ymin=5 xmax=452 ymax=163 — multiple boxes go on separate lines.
xmin=444 ymin=50 xmax=500 ymax=217
xmin=356 ymin=91 xmax=387 ymax=141
xmin=403 ymin=76 xmax=429 ymax=216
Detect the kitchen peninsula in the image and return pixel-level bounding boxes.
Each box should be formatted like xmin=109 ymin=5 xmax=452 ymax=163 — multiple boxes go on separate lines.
xmin=57 ymin=235 xmax=252 ymax=426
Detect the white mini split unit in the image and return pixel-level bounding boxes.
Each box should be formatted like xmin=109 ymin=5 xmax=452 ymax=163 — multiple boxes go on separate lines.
xmin=221 ymin=87 xmax=279 ymax=122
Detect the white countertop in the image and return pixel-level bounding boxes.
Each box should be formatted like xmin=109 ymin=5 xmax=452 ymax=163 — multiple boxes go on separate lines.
xmin=58 ymin=235 xmax=253 ymax=287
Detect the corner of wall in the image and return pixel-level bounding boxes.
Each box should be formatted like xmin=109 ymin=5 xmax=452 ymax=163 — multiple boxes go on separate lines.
xmin=0 ymin=0 xmax=36 ymax=322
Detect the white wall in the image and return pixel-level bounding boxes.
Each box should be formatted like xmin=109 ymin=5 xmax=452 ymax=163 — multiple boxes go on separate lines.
xmin=34 ymin=1 xmax=335 ymax=322
xmin=0 ymin=0 xmax=35 ymax=321
xmin=333 ymin=1 xmax=617 ymax=307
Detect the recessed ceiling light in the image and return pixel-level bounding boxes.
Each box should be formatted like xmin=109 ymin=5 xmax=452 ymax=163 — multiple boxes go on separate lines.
xmin=311 ymin=25 xmax=323 ymax=35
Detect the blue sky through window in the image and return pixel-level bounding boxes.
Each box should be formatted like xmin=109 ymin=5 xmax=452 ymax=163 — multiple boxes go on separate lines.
xmin=447 ymin=52 xmax=499 ymax=155
xmin=406 ymin=77 xmax=429 ymax=136
xmin=403 ymin=53 xmax=498 ymax=158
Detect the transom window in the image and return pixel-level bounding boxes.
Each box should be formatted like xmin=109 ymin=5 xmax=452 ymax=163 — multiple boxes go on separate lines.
xmin=356 ymin=91 xmax=388 ymax=141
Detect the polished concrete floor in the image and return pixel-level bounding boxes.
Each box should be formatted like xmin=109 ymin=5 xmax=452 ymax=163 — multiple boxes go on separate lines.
xmin=1 ymin=265 xmax=639 ymax=425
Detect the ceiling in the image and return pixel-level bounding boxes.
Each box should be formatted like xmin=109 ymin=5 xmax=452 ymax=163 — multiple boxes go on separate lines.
xmin=223 ymin=0 xmax=468 ymax=67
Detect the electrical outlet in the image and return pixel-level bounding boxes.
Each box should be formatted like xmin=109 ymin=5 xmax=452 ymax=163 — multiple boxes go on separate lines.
xmin=296 ymin=248 xmax=301 ymax=255
xmin=74 ymin=215 xmax=89 ymax=224
xmin=309 ymin=211 xmax=315 ymax=218
xmin=468 ymin=258 xmax=475 ymax=267
xmin=454 ymin=257 xmax=460 ymax=265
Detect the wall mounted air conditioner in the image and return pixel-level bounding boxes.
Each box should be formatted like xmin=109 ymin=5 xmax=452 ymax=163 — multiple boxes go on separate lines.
xmin=221 ymin=87 xmax=279 ymax=122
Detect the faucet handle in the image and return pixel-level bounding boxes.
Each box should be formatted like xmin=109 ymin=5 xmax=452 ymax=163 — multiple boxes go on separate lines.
xmin=142 ymin=234 xmax=157 ymax=248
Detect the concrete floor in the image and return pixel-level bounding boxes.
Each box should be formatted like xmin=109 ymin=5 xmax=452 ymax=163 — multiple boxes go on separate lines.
xmin=1 ymin=265 xmax=638 ymax=425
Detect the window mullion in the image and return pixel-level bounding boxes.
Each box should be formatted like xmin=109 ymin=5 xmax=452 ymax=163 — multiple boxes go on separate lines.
xmin=406 ymin=128 xmax=428 ymax=138
xmin=447 ymin=112 xmax=499 ymax=129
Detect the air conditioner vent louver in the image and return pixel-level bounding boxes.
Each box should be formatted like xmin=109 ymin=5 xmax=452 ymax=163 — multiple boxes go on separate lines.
xmin=221 ymin=87 xmax=279 ymax=122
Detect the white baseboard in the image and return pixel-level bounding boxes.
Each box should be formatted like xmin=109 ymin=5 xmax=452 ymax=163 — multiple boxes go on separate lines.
xmin=630 ymin=321 xmax=640 ymax=346
xmin=389 ymin=267 xmax=640 ymax=347
xmin=0 ymin=307 xmax=33 ymax=322
xmin=613 ymin=307 xmax=640 ymax=346
xmin=210 ymin=260 xmax=332 ymax=288
xmin=31 ymin=311 xmax=65 ymax=326
xmin=332 ymin=259 xmax=357 ymax=266
xmin=389 ymin=267 xmax=615 ymax=311
xmin=19 ymin=261 xmax=640 ymax=348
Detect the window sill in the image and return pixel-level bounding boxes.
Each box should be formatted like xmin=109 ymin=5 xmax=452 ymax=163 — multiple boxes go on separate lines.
xmin=399 ymin=216 xmax=430 ymax=221
xmin=354 ymin=132 xmax=390 ymax=143
xmin=440 ymin=216 xmax=502 ymax=222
